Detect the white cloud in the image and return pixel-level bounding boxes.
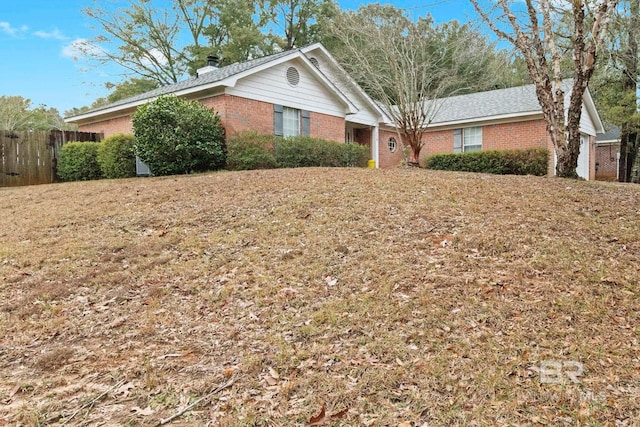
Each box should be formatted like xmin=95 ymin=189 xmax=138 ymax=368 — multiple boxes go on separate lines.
xmin=141 ymin=48 xmax=169 ymax=67
xmin=0 ymin=22 xmax=28 ymax=37
xmin=61 ymin=38 xmax=104 ymax=60
xmin=34 ymin=28 xmax=68 ymax=40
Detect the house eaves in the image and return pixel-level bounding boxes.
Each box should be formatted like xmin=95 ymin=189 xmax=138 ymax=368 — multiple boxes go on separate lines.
xmin=581 ymin=87 xmax=605 ymax=134
xmin=66 ymin=47 xmax=358 ymax=123
xmin=596 ymin=126 xmax=620 ymax=144
xmin=380 ymin=80 xmax=603 ymax=132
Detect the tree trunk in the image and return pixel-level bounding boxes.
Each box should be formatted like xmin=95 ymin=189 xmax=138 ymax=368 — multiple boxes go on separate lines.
xmin=555 ymin=141 xmax=580 ymax=178
xmin=402 ymin=131 xmax=423 ymax=166
xmin=619 ymin=124 xmax=633 ymax=181
xmin=630 ymin=133 xmax=640 ymax=183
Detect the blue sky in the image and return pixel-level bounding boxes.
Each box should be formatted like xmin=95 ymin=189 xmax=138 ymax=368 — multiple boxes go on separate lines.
xmin=0 ymin=0 xmax=484 ymax=115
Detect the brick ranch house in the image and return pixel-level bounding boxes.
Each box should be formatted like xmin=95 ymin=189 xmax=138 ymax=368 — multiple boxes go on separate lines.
xmin=66 ymin=43 xmax=604 ymax=180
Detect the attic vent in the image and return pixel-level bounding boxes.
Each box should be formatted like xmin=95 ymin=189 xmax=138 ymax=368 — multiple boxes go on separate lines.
xmin=309 ymin=57 xmax=319 ymax=68
xmin=286 ymin=66 xmax=300 ymax=86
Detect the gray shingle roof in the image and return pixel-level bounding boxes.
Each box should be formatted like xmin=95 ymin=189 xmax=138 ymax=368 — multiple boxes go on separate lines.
xmin=69 ymin=49 xmax=297 ymax=118
xmin=429 ymin=83 xmax=541 ymax=124
xmin=424 ymin=80 xmax=586 ymax=126
xmin=596 ymin=126 xmax=620 ymax=142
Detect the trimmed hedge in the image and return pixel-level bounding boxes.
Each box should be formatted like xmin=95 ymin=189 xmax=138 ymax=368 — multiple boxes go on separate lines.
xmin=226 ymin=133 xmax=369 ymax=170
xmin=423 ymin=148 xmax=549 ymax=176
xmin=226 ymin=132 xmax=278 ymax=170
xmin=275 ymin=136 xmax=369 ymax=168
xmin=57 ymin=141 xmax=103 ymax=182
xmin=97 ymin=134 xmax=137 ymax=179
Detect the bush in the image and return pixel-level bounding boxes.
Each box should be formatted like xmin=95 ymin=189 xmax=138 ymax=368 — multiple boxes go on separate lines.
xmin=57 ymin=141 xmax=102 ymax=182
xmin=97 ymin=134 xmax=137 ymax=179
xmin=132 ymin=95 xmax=226 ymax=176
xmin=275 ymin=136 xmax=369 ymax=168
xmin=226 ymin=132 xmax=278 ymax=170
xmin=424 ymin=148 xmax=549 ymax=176
xmin=336 ymin=141 xmax=370 ymax=167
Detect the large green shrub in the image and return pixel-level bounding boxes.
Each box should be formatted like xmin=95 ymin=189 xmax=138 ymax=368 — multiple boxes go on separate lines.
xmin=226 ymin=132 xmax=278 ymax=170
xmin=96 ymin=134 xmax=137 ymax=179
xmin=424 ymin=148 xmax=549 ymax=176
xmin=132 ymin=95 xmax=226 ymax=176
xmin=275 ymin=136 xmax=369 ymax=168
xmin=57 ymin=141 xmax=102 ymax=182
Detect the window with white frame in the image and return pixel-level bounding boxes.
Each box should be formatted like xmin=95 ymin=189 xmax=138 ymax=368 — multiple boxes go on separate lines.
xmin=454 ymin=127 xmax=482 ymax=153
xmin=282 ymin=107 xmax=300 ymax=137
xmin=388 ymin=137 xmax=397 ymax=152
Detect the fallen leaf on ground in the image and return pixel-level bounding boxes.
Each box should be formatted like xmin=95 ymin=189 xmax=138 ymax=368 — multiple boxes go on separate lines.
xmin=131 ymin=406 xmax=154 ymax=416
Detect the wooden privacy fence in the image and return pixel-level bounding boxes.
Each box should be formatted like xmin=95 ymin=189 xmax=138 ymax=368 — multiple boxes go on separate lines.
xmin=0 ymin=130 xmax=102 ymax=187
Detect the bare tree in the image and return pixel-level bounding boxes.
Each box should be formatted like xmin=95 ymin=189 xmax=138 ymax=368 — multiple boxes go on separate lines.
xmin=470 ymin=0 xmax=619 ymax=178
xmin=331 ymin=5 xmax=494 ymax=164
xmin=84 ymin=0 xmax=188 ymax=85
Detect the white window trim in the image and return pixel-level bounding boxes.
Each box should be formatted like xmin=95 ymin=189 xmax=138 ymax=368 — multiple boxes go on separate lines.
xmin=388 ymin=137 xmax=397 ymax=152
xmin=462 ymin=127 xmax=482 ymax=152
xmin=282 ymin=106 xmax=300 ymax=137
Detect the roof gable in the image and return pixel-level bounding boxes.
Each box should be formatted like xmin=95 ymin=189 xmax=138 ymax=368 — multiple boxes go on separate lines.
xmin=301 ymin=43 xmax=387 ymax=123
xmin=66 ymin=47 xmax=357 ymax=122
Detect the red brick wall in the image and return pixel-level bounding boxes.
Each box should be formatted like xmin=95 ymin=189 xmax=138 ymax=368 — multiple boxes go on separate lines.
xmin=201 ymin=95 xmax=274 ymax=136
xmin=79 ymin=115 xmax=133 ymax=136
xmin=595 ymin=142 xmax=619 ymax=181
xmin=418 ymin=119 xmax=551 ymax=159
xmin=309 ymin=112 xmax=345 ymax=142
xmin=419 ymin=128 xmax=456 ymax=158
xmin=378 ymin=128 xmax=405 ymax=168
xmin=80 ymin=94 xmax=345 ymax=143
xmin=379 ymin=118 xmax=556 ymax=175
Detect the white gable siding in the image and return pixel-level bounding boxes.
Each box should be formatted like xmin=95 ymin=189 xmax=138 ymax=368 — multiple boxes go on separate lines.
xmin=226 ymin=58 xmax=346 ymax=117
xmin=579 ymin=104 xmax=596 ymax=136
xmin=306 ymin=52 xmax=380 ymax=126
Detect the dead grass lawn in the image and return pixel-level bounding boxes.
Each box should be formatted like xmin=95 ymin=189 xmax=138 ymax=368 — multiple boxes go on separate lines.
xmin=1 ymin=168 xmax=639 ymax=426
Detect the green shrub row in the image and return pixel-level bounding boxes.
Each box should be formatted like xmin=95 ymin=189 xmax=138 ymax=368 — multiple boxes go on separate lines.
xmin=423 ymin=147 xmax=549 ymax=176
xmin=57 ymin=134 xmax=137 ymax=182
xmin=56 ymin=142 xmax=103 ymax=182
xmin=226 ymin=132 xmax=369 ymax=170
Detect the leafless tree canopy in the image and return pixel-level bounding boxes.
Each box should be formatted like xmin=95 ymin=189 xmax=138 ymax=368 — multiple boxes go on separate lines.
xmin=331 ymin=5 xmax=504 ymax=163
xmin=470 ymin=0 xmax=620 ymax=178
